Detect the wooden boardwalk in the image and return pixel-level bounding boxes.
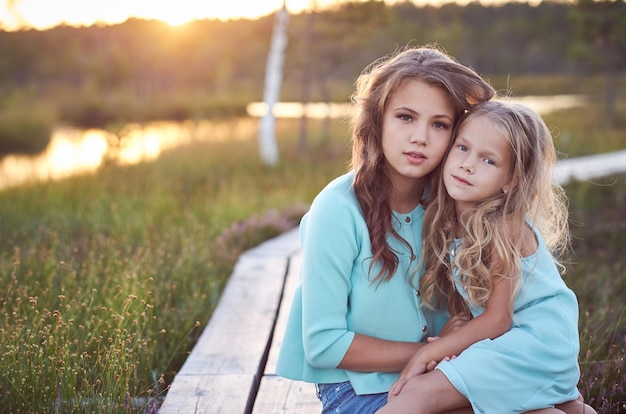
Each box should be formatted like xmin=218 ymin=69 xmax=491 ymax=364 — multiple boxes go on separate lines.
xmin=159 ymin=227 xmax=320 ymax=414
xmin=159 ymin=149 xmax=626 ymax=414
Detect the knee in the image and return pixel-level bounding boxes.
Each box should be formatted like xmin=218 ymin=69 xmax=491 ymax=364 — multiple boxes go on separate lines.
xmin=401 ymin=374 xmax=435 ymax=397
xmin=554 ymin=395 xmax=598 ymax=414
xmin=582 ymin=404 xmax=597 ymax=414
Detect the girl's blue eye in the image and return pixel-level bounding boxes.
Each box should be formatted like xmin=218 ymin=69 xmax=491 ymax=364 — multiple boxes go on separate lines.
xmin=433 ymin=121 xmax=449 ymax=129
xmin=399 ymin=114 xmax=412 ymax=121
xmin=458 ymin=144 xmax=468 ymax=151
xmin=484 ymin=158 xmax=495 ymax=166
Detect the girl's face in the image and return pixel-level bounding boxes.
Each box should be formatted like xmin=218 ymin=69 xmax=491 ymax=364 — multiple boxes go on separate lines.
xmin=443 ymin=115 xmax=513 ymax=213
xmin=381 ymin=79 xmax=455 ymax=188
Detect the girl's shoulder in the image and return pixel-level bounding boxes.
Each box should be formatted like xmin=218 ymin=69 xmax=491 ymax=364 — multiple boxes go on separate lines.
xmin=325 ymin=170 xmax=355 ymax=191
xmin=312 ymin=171 xmax=357 ymax=206
xmin=498 ymin=219 xmax=539 ymax=258
xmin=519 ymin=224 xmax=539 ymax=258
xmin=301 ymin=171 xmax=367 ymax=243
xmin=304 ymin=171 xmax=362 ymax=223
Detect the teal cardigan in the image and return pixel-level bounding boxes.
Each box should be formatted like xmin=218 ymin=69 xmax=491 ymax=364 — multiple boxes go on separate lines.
xmin=276 ymin=171 xmax=449 ymax=395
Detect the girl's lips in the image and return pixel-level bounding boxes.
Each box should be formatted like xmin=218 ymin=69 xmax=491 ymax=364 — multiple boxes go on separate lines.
xmin=404 ymin=151 xmax=426 ymax=164
xmin=452 ymin=174 xmax=471 ymax=186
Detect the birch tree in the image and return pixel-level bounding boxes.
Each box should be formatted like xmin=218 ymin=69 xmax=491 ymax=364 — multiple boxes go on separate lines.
xmin=259 ymin=2 xmax=289 ymax=166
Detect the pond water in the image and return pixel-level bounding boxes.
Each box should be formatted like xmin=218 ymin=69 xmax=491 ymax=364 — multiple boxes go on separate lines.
xmin=0 ymin=95 xmax=586 ymax=190
xmin=0 ymin=118 xmax=258 ymax=190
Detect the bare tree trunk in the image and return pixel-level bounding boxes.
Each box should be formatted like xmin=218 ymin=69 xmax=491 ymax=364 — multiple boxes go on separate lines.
xmin=259 ymin=3 xmax=289 ymax=166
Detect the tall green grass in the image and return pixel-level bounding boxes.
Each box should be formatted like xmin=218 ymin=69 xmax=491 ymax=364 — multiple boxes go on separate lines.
xmin=565 ymin=175 xmax=626 ymax=413
xmin=0 ymin=118 xmax=349 ymax=412
xmin=0 ymin=88 xmax=624 ymax=412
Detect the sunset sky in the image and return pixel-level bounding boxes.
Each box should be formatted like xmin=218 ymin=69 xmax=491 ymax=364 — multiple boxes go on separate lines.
xmin=0 ymin=0 xmax=442 ymax=31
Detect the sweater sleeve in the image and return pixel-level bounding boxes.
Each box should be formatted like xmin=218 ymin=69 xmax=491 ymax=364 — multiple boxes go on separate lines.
xmin=300 ymin=183 xmax=361 ymax=369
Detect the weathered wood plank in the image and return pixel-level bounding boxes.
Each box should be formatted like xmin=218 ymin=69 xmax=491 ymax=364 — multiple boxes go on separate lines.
xmin=553 ymin=148 xmax=626 ymax=184
xmin=160 ymin=228 xmax=301 ymax=413
xmin=252 ymin=250 xmax=321 ymax=412
xmin=175 ymin=254 xmax=287 ymax=376
xmin=159 ymin=374 xmax=255 ymax=414
xmin=252 ymin=375 xmax=320 ymax=414
xmin=264 ymin=250 xmax=301 ymax=375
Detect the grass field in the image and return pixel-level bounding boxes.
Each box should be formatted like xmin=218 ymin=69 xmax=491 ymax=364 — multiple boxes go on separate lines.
xmin=0 ymin=84 xmax=624 ymax=412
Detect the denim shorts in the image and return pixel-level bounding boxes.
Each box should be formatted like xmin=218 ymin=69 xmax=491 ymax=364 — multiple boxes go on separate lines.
xmin=316 ymin=381 xmax=388 ymax=414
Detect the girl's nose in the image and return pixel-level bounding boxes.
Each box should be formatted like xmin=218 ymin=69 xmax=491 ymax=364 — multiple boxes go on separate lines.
xmin=409 ymin=126 xmax=428 ymax=145
xmin=460 ymin=162 xmax=473 ymax=173
xmin=409 ymin=134 xmax=427 ymax=145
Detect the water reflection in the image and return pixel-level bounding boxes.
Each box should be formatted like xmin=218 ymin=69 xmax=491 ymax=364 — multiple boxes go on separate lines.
xmin=0 ymin=95 xmax=586 ymax=190
xmin=245 ymin=95 xmax=587 ymax=118
xmin=0 ymin=129 xmax=109 ymax=189
xmin=503 ymin=95 xmax=587 ymax=115
xmin=0 ymin=118 xmax=258 ymax=190
xmin=246 ymin=101 xmax=353 ymax=119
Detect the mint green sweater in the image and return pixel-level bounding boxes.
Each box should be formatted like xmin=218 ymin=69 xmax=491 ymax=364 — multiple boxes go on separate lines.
xmin=276 ymin=171 xmax=448 ymax=395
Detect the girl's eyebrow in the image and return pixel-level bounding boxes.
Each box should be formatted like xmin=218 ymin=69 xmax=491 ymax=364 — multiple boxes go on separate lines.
xmin=393 ymin=106 xmax=417 ymax=114
xmin=454 ymin=136 xmax=505 ymax=160
xmin=434 ymin=114 xmax=454 ymax=122
xmin=477 ymin=145 xmax=506 ymax=162
xmin=481 ymin=149 xmax=500 ymax=158
xmin=393 ymin=106 xmax=454 ymax=122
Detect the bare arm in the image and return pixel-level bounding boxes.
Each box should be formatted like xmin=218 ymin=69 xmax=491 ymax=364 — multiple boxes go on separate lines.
xmin=337 ymin=334 xmax=424 ymax=372
xmin=389 ymin=273 xmax=515 ymax=395
xmin=414 ymin=274 xmax=513 ymax=363
xmin=337 ymin=312 xmax=471 ymax=373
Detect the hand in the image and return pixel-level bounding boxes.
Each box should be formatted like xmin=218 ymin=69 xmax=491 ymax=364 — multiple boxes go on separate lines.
xmin=439 ymin=312 xmax=470 ymax=337
xmin=425 ymin=356 xmax=457 ymax=371
xmin=424 ymin=337 xmax=457 ymax=371
xmin=388 ymin=354 xmax=428 ymax=397
xmin=389 ymin=314 xmax=470 ymax=398
xmin=425 ymin=359 xmax=438 ymax=371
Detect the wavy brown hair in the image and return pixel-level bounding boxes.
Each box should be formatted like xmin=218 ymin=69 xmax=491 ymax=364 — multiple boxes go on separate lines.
xmin=418 ymin=100 xmax=570 ymax=315
xmin=349 ymin=45 xmax=495 ymax=284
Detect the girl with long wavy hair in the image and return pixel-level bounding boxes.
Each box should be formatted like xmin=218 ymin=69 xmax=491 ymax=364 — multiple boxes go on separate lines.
xmin=275 ymin=45 xmax=495 ymax=413
xmin=378 ymin=100 xmax=595 ymax=414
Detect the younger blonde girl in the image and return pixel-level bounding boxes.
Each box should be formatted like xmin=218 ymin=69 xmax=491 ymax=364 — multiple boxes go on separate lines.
xmin=377 ymin=100 xmax=595 ymax=414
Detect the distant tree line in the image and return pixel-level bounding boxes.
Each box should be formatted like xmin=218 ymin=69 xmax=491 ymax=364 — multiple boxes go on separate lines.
xmin=0 ymin=0 xmax=624 ymax=131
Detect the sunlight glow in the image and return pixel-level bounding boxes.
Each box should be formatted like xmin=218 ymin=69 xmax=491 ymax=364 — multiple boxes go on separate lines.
xmin=0 ymin=0 xmax=544 ymax=31
xmin=0 ymin=0 xmax=349 ymax=31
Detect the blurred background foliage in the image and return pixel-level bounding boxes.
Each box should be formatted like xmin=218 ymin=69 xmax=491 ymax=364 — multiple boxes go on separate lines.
xmin=0 ymin=0 xmax=624 ymax=148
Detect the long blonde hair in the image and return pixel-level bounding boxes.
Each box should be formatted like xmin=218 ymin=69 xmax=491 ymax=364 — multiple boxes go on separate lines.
xmin=350 ymin=45 xmax=495 ymax=284
xmin=418 ymin=100 xmax=570 ymax=315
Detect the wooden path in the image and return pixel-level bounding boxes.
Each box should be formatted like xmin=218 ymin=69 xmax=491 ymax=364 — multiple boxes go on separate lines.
xmin=159 ymin=149 xmax=626 ymax=414
xmin=159 ymin=227 xmax=320 ymax=414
